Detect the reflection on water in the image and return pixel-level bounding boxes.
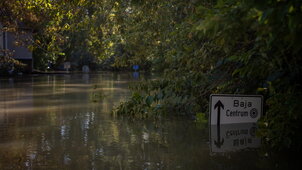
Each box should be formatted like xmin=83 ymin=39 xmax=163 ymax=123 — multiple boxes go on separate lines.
xmin=210 ymin=123 xmax=261 ymax=153
xmin=0 ymin=73 xmax=297 ymax=169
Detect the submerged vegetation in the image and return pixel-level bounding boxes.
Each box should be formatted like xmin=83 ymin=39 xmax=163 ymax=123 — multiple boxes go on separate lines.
xmin=1 ymin=0 xmax=302 ymax=151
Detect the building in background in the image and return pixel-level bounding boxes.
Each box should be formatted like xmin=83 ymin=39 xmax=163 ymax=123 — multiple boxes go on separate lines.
xmin=1 ymin=12 xmax=33 ymax=72
xmin=0 ymin=23 xmax=7 ymax=54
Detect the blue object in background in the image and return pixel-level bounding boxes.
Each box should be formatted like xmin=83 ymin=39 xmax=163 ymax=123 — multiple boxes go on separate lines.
xmin=133 ymin=72 xmax=139 ymax=79
xmin=132 ymin=65 xmax=139 ymax=71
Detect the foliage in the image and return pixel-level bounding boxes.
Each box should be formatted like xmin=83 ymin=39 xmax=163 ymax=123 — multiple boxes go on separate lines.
xmin=113 ymin=0 xmax=302 ymax=151
xmin=1 ymin=0 xmax=123 ymax=70
xmin=203 ymin=0 xmax=302 ymax=151
xmin=258 ymin=89 xmax=302 ymax=151
xmin=0 ymin=55 xmax=26 ymax=75
xmin=112 ymin=0 xmax=226 ymax=118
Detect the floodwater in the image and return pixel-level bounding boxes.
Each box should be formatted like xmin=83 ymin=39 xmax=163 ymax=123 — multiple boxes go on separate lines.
xmin=0 ymin=73 xmax=296 ymax=169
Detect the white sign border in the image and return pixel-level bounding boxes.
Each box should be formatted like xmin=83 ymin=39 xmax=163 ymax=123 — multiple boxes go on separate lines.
xmin=209 ymin=94 xmax=263 ymax=154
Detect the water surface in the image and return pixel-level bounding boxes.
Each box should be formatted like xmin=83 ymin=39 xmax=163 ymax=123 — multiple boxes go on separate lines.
xmin=0 ymin=73 xmax=295 ymax=169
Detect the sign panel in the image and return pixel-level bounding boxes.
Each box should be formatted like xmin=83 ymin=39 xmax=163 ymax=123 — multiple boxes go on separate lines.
xmin=64 ymin=62 xmax=71 ymax=69
xmin=210 ymin=123 xmax=261 ymax=153
xmin=210 ymin=94 xmax=263 ymax=125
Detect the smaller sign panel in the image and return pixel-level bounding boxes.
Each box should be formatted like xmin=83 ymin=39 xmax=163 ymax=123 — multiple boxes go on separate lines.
xmin=210 ymin=94 xmax=263 ymax=125
xmin=82 ymin=65 xmax=90 ymax=73
xmin=132 ymin=65 xmax=139 ymax=71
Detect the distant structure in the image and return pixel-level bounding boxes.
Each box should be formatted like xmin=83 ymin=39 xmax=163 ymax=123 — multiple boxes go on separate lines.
xmin=82 ymin=65 xmax=90 ymax=73
xmin=64 ymin=62 xmax=71 ymax=72
xmin=0 ymin=9 xmax=33 ymax=72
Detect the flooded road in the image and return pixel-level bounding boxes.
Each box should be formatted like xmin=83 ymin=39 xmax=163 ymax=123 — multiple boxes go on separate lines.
xmin=0 ymin=73 xmax=295 ymax=169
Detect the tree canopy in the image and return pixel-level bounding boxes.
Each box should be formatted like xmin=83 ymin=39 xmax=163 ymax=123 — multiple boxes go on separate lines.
xmin=1 ymin=0 xmax=120 ymax=69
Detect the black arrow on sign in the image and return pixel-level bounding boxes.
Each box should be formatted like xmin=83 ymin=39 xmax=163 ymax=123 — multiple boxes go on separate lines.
xmin=214 ymin=100 xmax=224 ymax=126
xmin=214 ymin=100 xmax=224 ymax=148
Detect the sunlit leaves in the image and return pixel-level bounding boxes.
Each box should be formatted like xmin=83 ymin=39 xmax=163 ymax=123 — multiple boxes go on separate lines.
xmin=1 ymin=0 xmax=123 ymax=69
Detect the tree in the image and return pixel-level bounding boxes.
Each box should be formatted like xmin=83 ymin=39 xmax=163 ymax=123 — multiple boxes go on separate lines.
xmin=1 ymin=0 xmax=120 ymax=70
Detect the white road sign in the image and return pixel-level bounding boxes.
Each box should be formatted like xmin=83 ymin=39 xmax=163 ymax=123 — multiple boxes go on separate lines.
xmin=210 ymin=94 xmax=263 ymax=125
